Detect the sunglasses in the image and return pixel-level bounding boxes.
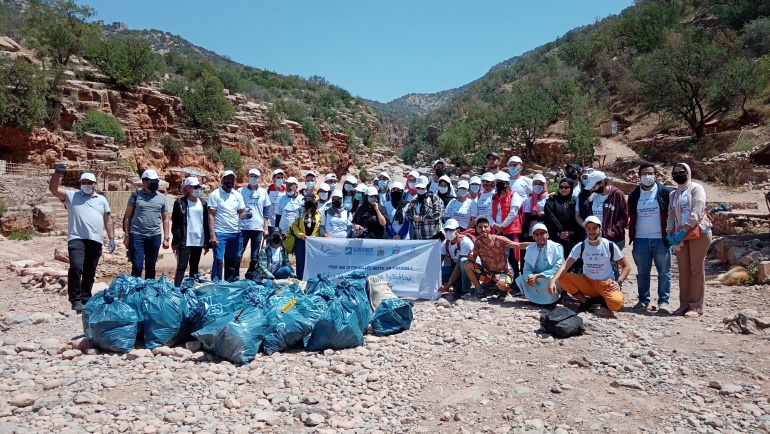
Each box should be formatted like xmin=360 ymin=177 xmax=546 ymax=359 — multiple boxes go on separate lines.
xmin=192 ymin=185 xmax=202 ymax=190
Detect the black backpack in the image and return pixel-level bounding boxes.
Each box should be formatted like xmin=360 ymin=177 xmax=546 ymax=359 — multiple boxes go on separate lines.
xmin=540 ymin=306 xmax=585 ymax=338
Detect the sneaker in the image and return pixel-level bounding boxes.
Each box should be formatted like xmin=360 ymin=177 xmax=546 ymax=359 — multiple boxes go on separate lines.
xmin=71 ymin=302 xmax=84 ymax=314
xmin=632 ymin=302 xmax=650 ymax=311
xmin=576 ymin=298 xmax=597 ymax=313
xmin=658 ymin=302 xmax=671 ymax=314
xmin=509 ymin=289 xmax=523 ymax=298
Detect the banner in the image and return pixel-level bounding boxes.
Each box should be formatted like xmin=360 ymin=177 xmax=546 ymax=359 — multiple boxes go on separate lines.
xmin=304 ymin=237 xmax=441 ymax=300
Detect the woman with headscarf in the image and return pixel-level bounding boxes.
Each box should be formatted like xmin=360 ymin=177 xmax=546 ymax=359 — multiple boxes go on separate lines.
xmin=521 ymin=174 xmax=549 ymax=238
xmin=341 ymin=175 xmax=357 ymax=212
xmin=544 ymin=178 xmax=582 ymax=260
xmin=171 ymin=177 xmax=210 ymax=287
xmin=385 ymin=182 xmax=410 ymax=239
xmin=666 ymin=163 xmax=711 ymax=318
xmin=283 ymin=192 xmax=322 ymax=280
xmin=351 ymin=187 xmax=389 ymax=239
xmin=436 ymin=175 xmax=455 ymax=208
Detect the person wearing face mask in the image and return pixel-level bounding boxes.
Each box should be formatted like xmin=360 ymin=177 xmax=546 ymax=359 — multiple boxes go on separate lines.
xmin=521 ymin=174 xmax=549 ymax=239
xmin=300 ymin=171 xmax=318 ymax=198
xmin=444 ymin=180 xmax=477 ymax=231
xmin=255 ymin=230 xmax=296 ymax=282
xmin=468 ymin=176 xmax=482 ymax=200
xmin=376 ymin=172 xmax=391 ymax=203
xmin=549 ymin=216 xmax=630 ymax=314
xmin=628 ymin=163 xmax=672 ymax=313
xmin=208 ymin=170 xmax=248 ymax=281
xmin=267 ymin=169 xmax=286 ymax=234
xmin=49 ymin=166 xmax=114 ymax=313
xmin=584 ymin=170 xmax=628 ymax=250
xmin=385 ymin=181 xmax=410 ymax=240
xmin=353 ymin=184 xmax=367 ymax=214
xmin=321 ymin=190 xmax=353 ymax=238
xmin=428 ymin=159 xmax=447 ymax=194
xmin=123 ymin=169 xmax=170 ymax=279
xmin=237 ymin=168 xmax=271 ymax=280
xmin=575 ymin=167 xmax=595 ymax=228
xmin=171 ymin=177 xmax=211 ymax=286
xmin=324 ymin=173 xmax=338 ymax=193
xmin=516 ymin=223 xmax=564 ymax=306
xmin=474 ymin=172 xmax=496 ymax=222
xmin=507 ymin=156 xmax=533 ymax=198
xmin=491 ymin=171 xmax=525 ymax=279
xmin=486 ymin=152 xmax=503 ymax=175
xmin=666 ymin=163 xmax=711 ymax=318
xmin=564 ymin=163 xmax=583 ymax=201
xmin=341 ymin=175 xmax=358 ymax=212
xmin=438 ymin=219 xmax=474 ymax=298
xmin=351 ymin=187 xmax=389 ymax=239
xmin=405 ymin=170 xmax=420 ymax=201
xmin=436 ymin=175 xmax=455 ymax=207
xmin=275 ymin=177 xmax=303 ymax=235
xmin=283 ymin=193 xmax=322 ymax=279
xmin=544 ymin=178 xmax=582 ymax=269
xmin=406 ymin=176 xmax=445 ymax=239
xmin=317 ymin=183 xmax=332 ymax=212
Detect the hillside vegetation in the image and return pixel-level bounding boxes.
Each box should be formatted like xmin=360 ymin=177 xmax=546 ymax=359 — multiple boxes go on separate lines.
xmin=400 ymin=0 xmax=770 ymax=168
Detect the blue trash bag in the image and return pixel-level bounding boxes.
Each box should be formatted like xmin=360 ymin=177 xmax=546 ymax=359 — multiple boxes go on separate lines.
xmin=177 ymin=280 xmax=200 ymax=338
xmin=262 ymin=293 xmax=314 ymax=355
xmin=305 ymin=275 xmax=337 ymax=302
xmin=141 ymin=276 xmax=187 ymax=349
xmin=188 ymin=280 xmax=262 ymax=333
xmin=298 ymin=294 xmax=330 ymax=347
xmin=192 ymin=306 xmax=266 ymax=365
xmin=83 ymin=289 xmax=140 ymax=353
xmin=119 ymin=277 xmax=150 ymax=326
xmin=369 ymin=298 xmax=414 ymax=336
xmin=305 ymin=274 xmax=373 ymax=351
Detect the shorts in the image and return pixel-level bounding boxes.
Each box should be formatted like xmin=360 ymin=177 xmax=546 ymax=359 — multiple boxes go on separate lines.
xmin=473 ymin=264 xmax=513 ymax=287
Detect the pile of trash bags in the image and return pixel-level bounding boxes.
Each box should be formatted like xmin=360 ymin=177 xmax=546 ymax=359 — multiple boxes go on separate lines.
xmin=81 ymin=271 xmax=414 ymax=364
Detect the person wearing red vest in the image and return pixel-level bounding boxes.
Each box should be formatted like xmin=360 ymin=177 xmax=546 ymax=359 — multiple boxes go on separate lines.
xmin=491 ymin=171 xmax=525 ymax=278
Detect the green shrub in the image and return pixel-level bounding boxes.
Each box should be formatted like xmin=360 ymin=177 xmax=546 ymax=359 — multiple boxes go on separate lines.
xmin=116 ymin=158 xmax=136 ymax=172
xmin=205 ymin=148 xmax=220 ymax=163
xmin=274 ymin=98 xmax=308 ymax=122
xmin=275 ymin=128 xmax=294 ymax=147
xmin=161 ymin=78 xmax=186 ymax=96
xmin=0 ymin=57 xmax=47 ymax=132
xmin=84 ymin=35 xmax=161 ymax=88
xmin=270 ymin=155 xmax=283 ymax=168
xmin=8 ymin=229 xmax=32 ymax=241
xmin=329 ymin=153 xmax=338 ymax=166
xmin=0 ymin=200 xmax=6 ymax=217
xmin=75 ymin=109 xmax=125 ymax=142
xmin=742 ymin=18 xmax=770 ymax=57
xmin=182 ymin=72 xmax=235 ymax=132
xmin=300 ymin=117 xmax=322 ymax=147
xmin=159 ymin=134 xmax=184 ymax=158
xmin=358 ymin=165 xmax=369 ymax=183
xmin=220 ymin=148 xmax=243 ymax=175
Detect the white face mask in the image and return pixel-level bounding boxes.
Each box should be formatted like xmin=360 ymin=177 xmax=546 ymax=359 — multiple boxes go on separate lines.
xmin=533 ymin=185 xmax=544 ymax=194
xmin=344 ymin=184 xmax=354 ymax=192
xmin=306 ymin=181 xmax=315 ymax=189
xmin=417 ymin=188 xmax=427 ymax=195
xmin=641 ymin=174 xmax=656 ymax=187
xmin=470 ymin=185 xmax=480 ymax=193
xmin=248 ymin=177 xmax=259 ymax=187
xmin=457 ymin=188 xmax=468 ymax=197
xmin=328 ymin=183 xmax=336 ymax=191
xmin=275 ymin=179 xmax=284 ymax=188
xmin=318 ymin=192 xmax=329 ymax=201
xmin=191 ymin=188 xmax=202 ymax=197
xmin=438 ymin=186 xmax=449 ymax=194
xmin=444 ymin=230 xmax=457 ymax=241
xmin=408 ymin=181 xmax=416 ymax=189
xmin=80 ymin=184 xmax=94 ymax=195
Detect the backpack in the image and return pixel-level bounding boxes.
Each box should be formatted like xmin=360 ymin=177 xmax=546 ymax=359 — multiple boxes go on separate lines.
xmin=540 ymin=306 xmax=585 ymax=338
xmin=443 ymin=228 xmax=477 ymax=259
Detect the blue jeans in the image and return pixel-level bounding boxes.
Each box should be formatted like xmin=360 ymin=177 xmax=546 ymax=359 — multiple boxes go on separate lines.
xmin=264 ymin=267 xmax=294 ymax=287
xmin=238 ymin=230 xmax=264 ymax=279
xmin=212 ymin=232 xmax=242 ymax=282
xmin=441 ymin=257 xmax=470 ymax=295
xmin=632 ymin=237 xmax=672 ymax=304
xmin=129 ymin=234 xmax=162 ymax=279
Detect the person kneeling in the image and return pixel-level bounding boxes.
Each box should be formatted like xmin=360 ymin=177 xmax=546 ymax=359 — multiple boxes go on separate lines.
xmin=548 ymin=216 xmax=630 ymax=313
xmin=464 ymin=217 xmax=529 ymax=298
xmin=515 ymin=223 xmax=564 ymax=305
xmin=254 ymin=230 xmax=296 ymax=283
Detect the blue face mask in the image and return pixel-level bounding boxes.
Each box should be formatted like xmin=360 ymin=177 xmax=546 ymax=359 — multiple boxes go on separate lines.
xmin=367 ymin=196 xmax=378 ymax=204
xmin=581 ymin=179 xmax=588 ymax=188
xmin=508 ymin=166 xmax=519 ymax=176
xmin=328 ymin=183 xmax=337 ymax=191
xmin=344 ymin=184 xmax=354 ymax=192
xmin=355 ymin=193 xmax=363 ymax=201
xmin=533 ymin=185 xmax=544 ymax=194
xmin=457 ymin=188 xmax=468 ymax=197
xmin=378 ymin=180 xmax=388 ymax=189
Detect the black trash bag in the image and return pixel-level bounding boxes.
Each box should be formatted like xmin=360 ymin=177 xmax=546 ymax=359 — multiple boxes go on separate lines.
xmin=83 ymin=289 xmax=140 ymax=353
xmin=262 ymin=293 xmax=314 ymax=355
xmin=540 ymin=306 xmax=585 ymax=338
xmin=305 ymin=274 xmax=372 ymax=351
xmin=369 ymin=298 xmax=414 ymax=336
xmin=188 ymin=280 xmax=263 ymax=333
xmin=192 ymin=306 xmax=266 ymax=365
xmin=305 ymin=275 xmax=337 ymax=302
xmin=141 ymin=276 xmax=187 ymax=349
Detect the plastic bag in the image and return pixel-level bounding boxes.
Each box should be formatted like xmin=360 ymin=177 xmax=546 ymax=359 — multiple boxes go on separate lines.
xmin=305 ymin=275 xmax=337 ymax=302
xmin=262 ymin=293 xmax=314 ymax=355
xmin=83 ymin=290 xmax=140 ymax=353
xmin=189 ymin=280 xmax=261 ymax=333
xmin=141 ymin=276 xmax=187 ymax=349
xmin=367 ymin=276 xmax=397 ymax=310
xmin=305 ymin=273 xmax=372 ymax=351
xmin=369 ymin=298 xmax=414 ymax=336
xmin=193 ymin=307 xmax=266 ymax=365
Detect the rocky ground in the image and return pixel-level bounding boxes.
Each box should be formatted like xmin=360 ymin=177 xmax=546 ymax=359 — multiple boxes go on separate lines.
xmin=1 ymin=230 xmax=770 ymax=434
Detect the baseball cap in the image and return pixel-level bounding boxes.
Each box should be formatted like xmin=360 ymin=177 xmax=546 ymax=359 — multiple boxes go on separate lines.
xmin=378 ymin=172 xmax=390 ymax=180
xmin=532 ymin=173 xmax=547 ymax=183
xmin=566 ymin=163 xmax=582 ymax=172
xmin=481 ymin=172 xmax=495 ymax=182
xmin=141 ymin=169 xmax=159 ymax=180
xmin=507 ymin=156 xmax=523 ymax=165
xmin=305 ymin=171 xmax=316 ymax=178
xmin=494 ymin=172 xmax=510 ymax=182
xmin=318 ymin=183 xmax=330 ymax=192
xmin=355 ymin=184 xmax=367 ymax=193
xmin=331 ymin=190 xmax=343 ymax=198
xmin=365 ymin=186 xmax=378 ymax=196
xmin=345 ymin=175 xmax=357 ymax=184
xmin=324 ymin=173 xmax=337 ymax=182
xmin=391 ymin=181 xmax=404 ymax=190
xmin=183 ymin=176 xmax=200 ymax=186
xmin=584 ymin=171 xmax=606 ymax=190
xmin=433 ymin=159 xmax=446 ymax=167
xmin=444 ymin=219 xmax=460 ymax=230
xmin=486 ymin=151 xmax=502 ymax=160
xmin=583 ymin=215 xmax=602 ymax=227
xmin=221 ymin=170 xmax=236 ymax=179
xmin=532 ymin=223 xmax=548 ymax=234
xmin=407 ymin=170 xmax=420 ymax=179
xmin=80 ymin=173 xmax=96 ymax=182
xmin=470 ymin=176 xmax=481 ymax=185
xmin=415 ymin=176 xmax=430 ymax=189
xmin=271 ymin=169 xmax=285 ymax=177
xmin=248 ymin=168 xmax=261 ymax=176
xmin=285 ymin=177 xmax=299 ymax=185
xmin=457 ymin=180 xmax=469 ymax=189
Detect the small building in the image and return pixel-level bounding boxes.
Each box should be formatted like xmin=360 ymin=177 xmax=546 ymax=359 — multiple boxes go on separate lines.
xmin=749 ymin=142 xmax=770 ymax=165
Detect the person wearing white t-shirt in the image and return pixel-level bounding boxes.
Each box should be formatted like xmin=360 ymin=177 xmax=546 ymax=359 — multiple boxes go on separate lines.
xmin=208 ymin=170 xmax=247 ymax=282
xmin=237 ymin=168 xmax=271 ymax=280
xmin=321 ymin=190 xmax=352 ymax=238
xmin=171 ymin=177 xmax=210 ymax=286
xmin=275 ymin=177 xmax=303 ymax=234
xmin=443 ymin=180 xmax=478 ymax=230
xmin=628 ymin=163 xmax=673 ymax=313
xmin=507 ymin=155 xmax=533 ymax=198
xmin=267 ymin=169 xmax=286 ymax=233
xmin=549 ymin=216 xmax=630 ymax=314
xmin=438 ymin=219 xmax=474 ymax=297
xmin=384 ymin=182 xmax=410 ymax=239
xmin=474 ymin=172 xmax=496 ymax=222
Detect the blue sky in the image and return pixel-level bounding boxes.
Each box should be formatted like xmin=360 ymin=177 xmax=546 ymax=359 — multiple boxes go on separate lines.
xmin=80 ymin=1 xmax=635 ymax=103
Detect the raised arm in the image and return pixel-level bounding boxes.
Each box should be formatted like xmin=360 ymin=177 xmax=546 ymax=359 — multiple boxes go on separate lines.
xmin=48 ymin=163 xmax=67 ymax=202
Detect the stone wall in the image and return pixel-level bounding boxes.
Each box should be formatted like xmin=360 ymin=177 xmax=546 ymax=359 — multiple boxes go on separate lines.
xmin=711 ymin=212 xmax=770 ymax=236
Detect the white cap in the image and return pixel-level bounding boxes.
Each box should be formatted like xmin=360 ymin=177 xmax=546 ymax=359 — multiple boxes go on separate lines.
xmin=583 ymin=216 xmax=602 ymax=227
xmin=391 ymin=181 xmax=404 ymax=190
xmin=365 ymin=186 xmax=378 ymax=196
xmin=494 ymin=172 xmax=510 ymax=182
xmin=355 ymin=184 xmax=367 ymax=193
xmin=433 ymin=159 xmax=447 ymax=167
xmin=408 ymin=170 xmax=420 ymax=179
xmin=285 ymin=176 xmax=299 ymax=185
xmin=532 ymin=223 xmax=548 ymax=234
xmin=444 ymin=219 xmax=460 ymax=230
xmin=305 ymin=171 xmax=316 ymax=178
xmin=532 ymin=173 xmax=547 ymax=183
xmin=345 ymin=175 xmax=357 ymax=184
xmin=324 ymin=173 xmax=337 ymax=182
xmin=331 ymin=190 xmax=343 ymax=198
xmin=221 ymin=170 xmax=236 ymax=179
xmin=470 ymin=176 xmax=481 ymax=185
xmin=80 ymin=173 xmax=96 ymax=182
xmin=584 ymin=171 xmax=606 ymax=190
xmin=318 ymin=183 xmax=330 ymax=192
xmin=583 ymin=167 xmax=595 ymax=176
xmin=248 ymin=168 xmax=261 ymax=176
xmin=439 ymin=175 xmax=452 ymax=185
xmin=272 ymin=169 xmax=285 ymax=177
xmin=141 ymin=169 xmax=159 ymax=180
xmin=481 ymin=172 xmax=495 ymax=182
xmin=377 ymin=171 xmax=390 ymax=180
xmin=508 ymin=156 xmax=523 ymax=165
xmin=457 ymin=180 xmax=469 ymax=189
xmin=183 ymin=176 xmax=200 ymax=186
xmin=415 ymin=176 xmax=430 ymax=189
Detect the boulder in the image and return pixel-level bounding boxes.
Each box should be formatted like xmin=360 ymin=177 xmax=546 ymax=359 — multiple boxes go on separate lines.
xmin=32 ymin=204 xmax=56 ymax=231
xmin=83 ymin=133 xmax=115 ymax=149
xmin=727 ymin=309 xmax=770 ymax=335
xmin=0 ymin=36 xmax=20 ymax=52
xmin=758 ymin=261 xmax=770 ymax=284
xmin=0 ymin=208 xmax=33 ymax=233
xmin=54 ymin=246 xmax=69 ymax=263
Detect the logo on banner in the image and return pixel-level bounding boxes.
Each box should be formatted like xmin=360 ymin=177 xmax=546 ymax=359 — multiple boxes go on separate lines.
xmin=345 ymin=247 xmax=374 ymax=255
xmin=392 ymin=245 xmax=400 ymax=255
xmin=320 ymin=244 xmax=339 ymax=257
xmin=376 ymin=248 xmax=385 ymax=257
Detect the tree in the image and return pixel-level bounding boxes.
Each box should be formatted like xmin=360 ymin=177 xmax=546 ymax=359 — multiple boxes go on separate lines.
xmin=436 ymin=122 xmax=474 ymax=166
xmin=0 ymin=58 xmax=48 ymax=132
xmin=219 ymin=148 xmax=243 ymax=175
xmin=634 ymin=30 xmax=732 ymax=139
xmin=741 ymin=18 xmax=770 ymax=57
xmin=564 ymin=117 xmax=599 ymax=167
xmin=715 ymin=59 xmax=767 ymax=117
xmin=615 ymin=0 xmax=685 ymax=53
xmin=85 ymin=35 xmax=162 ymax=88
xmin=182 ymin=72 xmax=235 ymax=132
xmin=74 ymin=109 xmax=125 ymax=142
xmin=706 ymin=0 xmax=770 ymax=29
xmin=501 ymin=83 xmax=558 ymax=160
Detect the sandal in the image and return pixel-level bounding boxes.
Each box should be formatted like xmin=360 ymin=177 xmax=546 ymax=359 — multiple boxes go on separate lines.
xmin=683 ymin=310 xmax=702 ymax=318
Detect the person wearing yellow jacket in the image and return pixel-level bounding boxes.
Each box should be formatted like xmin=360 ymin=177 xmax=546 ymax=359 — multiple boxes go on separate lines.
xmin=283 ymin=192 xmax=322 ymax=280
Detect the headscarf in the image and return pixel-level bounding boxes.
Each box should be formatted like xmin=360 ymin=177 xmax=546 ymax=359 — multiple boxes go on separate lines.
xmin=556 ymin=178 xmax=574 ymax=203
xmin=530 ymin=178 xmax=549 ymax=213
xmin=672 ymin=162 xmax=694 ymax=227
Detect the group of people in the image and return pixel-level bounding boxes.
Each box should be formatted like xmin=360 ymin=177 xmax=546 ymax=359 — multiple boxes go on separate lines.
xmin=50 ymin=153 xmax=711 ymax=319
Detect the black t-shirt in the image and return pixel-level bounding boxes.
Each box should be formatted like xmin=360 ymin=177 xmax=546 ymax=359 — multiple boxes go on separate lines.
xmin=353 ymin=203 xmax=389 ymax=239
